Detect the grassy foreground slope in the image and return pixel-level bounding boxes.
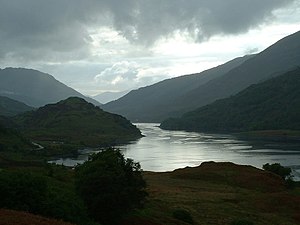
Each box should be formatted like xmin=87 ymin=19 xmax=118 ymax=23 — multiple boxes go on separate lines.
xmin=0 ymin=152 xmax=299 ymax=225
xmin=14 ymin=97 xmax=142 ymax=147
xmin=161 ymin=68 xmax=300 ymax=133
xmin=0 ymin=209 xmax=75 ymax=225
xmin=137 ymin=162 xmax=300 ymax=225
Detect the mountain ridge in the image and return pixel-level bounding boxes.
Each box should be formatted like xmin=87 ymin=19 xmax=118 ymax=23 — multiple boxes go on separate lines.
xmin=103 ymin=30 xmax=300 ymax=122
xmin=174 ymin=30 xmax=300 ymax=112
xmin=0 ymin=67 xmax=100 ymax=107
xmin=93 ymin=90 xmax=129 ymax=104
xmin=160 ymin=68 xmax=300 ymax=133
xmin=103 ymin=54 xmax=254 ymax=122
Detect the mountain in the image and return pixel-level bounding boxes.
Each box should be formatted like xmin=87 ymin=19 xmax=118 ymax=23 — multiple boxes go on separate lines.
xmin=13 ymin=97 xmax=142 ymax=146
xmin=0 ymin=96 xmax=34 ymax=116
xmin=102 ymin=55 xmax=254 ymax=122
xmin=160 ymin=68 xmax=300 ymax=132
xmin=171 ymin=30 xmax=300 ymax=116
xmin=103 ymin=30 xmax=300 ymax=122
xmin=93 ymin=90 xmax=129 ymax=104
xmin=0 ymin=68 xmax=100 ymax=107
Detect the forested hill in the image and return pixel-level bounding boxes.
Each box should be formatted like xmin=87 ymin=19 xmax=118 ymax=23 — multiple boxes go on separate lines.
xmin=14 ymin=97 xmax=142 ymax=146
xmin=160 ymin=68 xmax=300 ymax=133
xmin=0 ymin=122 xmax=33 ymax=152
xmin=0 ymin=96 xmax=34 ymax=116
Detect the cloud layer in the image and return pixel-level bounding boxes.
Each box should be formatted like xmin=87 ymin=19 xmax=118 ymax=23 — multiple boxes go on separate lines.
xmin=0 ymin=0 xmax=295 ymax=63
xmin=1 ymin=0 xmax=299 ymax=95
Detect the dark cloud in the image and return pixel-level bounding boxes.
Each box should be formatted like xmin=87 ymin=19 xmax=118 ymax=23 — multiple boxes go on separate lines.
xmin=110 ymin=0 xmax=295 ymax=44
xmin=0 ymin=0 xmax=295 ymax=63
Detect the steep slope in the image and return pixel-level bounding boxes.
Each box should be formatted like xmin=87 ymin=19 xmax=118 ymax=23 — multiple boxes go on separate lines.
xmin=0 ymin=209 xmax=75 ymax=225
xmin=0 ymin=68 xmax=100 ymax=107
xmin=14 ymin=97 xmax=142 ymax=146
xmin=173 ymin=30 xmax=300 ymax=113
xmin=0 ymin=96 xmax=34 ymax=116
xmin=103 ymin=55 xmax=254 ymax=122
xmin=160 ymin=68 xmax=300 ymax=132
xmin=104 ymin=30 xmax=300 ymax=122
xmin=0 ymin=122 xmax=33 ymax=152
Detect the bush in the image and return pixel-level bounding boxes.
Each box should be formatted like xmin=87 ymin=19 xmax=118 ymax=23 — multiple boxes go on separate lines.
xmin=263 ymin=163 xmax=292 ymax=180
xmin=0 ymin=169 xmax=94 ymax=225
xmin=172 ymin=208 xmax=193 ymax=224
xmin=230 ymin=218 xmax=254 ymax=225
xmin=0 ymin=170 xmax=47 ymax=213
xmin=75 ymin=148 xmax=147 ymax=225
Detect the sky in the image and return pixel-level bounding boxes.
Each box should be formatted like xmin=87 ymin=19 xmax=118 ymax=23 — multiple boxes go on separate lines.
xmin=0 ymin=0 xmax=300 ymax=96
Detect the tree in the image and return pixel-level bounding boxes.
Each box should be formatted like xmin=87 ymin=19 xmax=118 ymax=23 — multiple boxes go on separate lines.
xmin=75 ymin=148 xmax=147 ymax=225
xmin=263 ymin=163 xmax=292 ymax=180
xmin=0 ymin=169 xmax=93 ymax=225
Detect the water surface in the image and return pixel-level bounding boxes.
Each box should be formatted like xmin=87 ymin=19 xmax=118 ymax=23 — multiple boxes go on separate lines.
xmin=52 ymin=123 xmax=300 ymax=180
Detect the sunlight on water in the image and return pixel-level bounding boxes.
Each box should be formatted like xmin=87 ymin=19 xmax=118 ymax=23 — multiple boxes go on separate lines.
xmin=50 ymin=123 xmax=300 ymax=180
xmin=120 ymin=124 xmax=300 ymax=180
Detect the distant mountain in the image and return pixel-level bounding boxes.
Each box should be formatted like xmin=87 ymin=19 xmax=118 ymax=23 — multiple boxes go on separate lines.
xmin=0 ymin=68 xmax=100 ymax=107
xmin=103 ymin=30 xmax=300 ymax=122
xmin=0 ymin=96 xmax=34 ymax=116
xmin=171 ymin=30 xmax=300 ymax=117
xmin=160 ymin=68 xmax=300 ymax=132
xmin=103 ymin=55 xmax=254 ymax=122
xmin=14 ymin=97 xmax=142 ymax=146
xmin=93 ymin=90 xmax=129 ymax=104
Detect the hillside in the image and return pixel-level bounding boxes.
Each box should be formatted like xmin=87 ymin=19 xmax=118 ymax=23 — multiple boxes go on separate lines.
xmin=0 ymin=209 xmax=75 ymax=225
xmin=0 ymin=96 xmax=34 ymax=116
xmin=160 ymin=68 xmax=300 ymax=133
xmin=103 ymin=55 xmax=254 ymax=122
xmin=0 ymin=122 xmax=33 ymax=153
xmin=139 ymin=162 xmax=300 ymax=225
xmin=0 ymin=68 xmax=100 ymax=107
xmin=172 ymin=30 xmax=300 ymax=115
xmin=14 ymin=97 xmax=142 ymax=147
xmin=104 ymin=30 xmax=300 ymax=122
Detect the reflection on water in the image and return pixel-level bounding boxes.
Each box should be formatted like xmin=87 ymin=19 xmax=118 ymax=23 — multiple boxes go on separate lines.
xmin=50 ymin=123 xmax=300 ymax=180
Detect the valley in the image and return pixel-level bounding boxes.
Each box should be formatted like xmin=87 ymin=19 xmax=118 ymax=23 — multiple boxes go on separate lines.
xmin=0 ymin=27 xmax=300 ymax=225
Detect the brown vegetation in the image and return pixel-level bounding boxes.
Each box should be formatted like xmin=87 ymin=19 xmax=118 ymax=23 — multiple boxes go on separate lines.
xmin=138 ymin=162 xmax=300 ymax=225
xmin=0 ymin=209 xmax=74 ymax=225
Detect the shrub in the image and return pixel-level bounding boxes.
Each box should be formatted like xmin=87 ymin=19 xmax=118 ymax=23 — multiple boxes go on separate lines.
xmin=172 ymin=208 xmax=193 ymax=224
xmin=0 ymin=169 xmax=94 ymax=225
xmin=0 ymin=170 xmax=47 ymax=213
xmin=75 ymin=148 xmax=147 ymax=225
xmin=263 ymin=163 xmax=292 ymax=180
xmin=230 ymin=218 xmax=254 ymax=225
